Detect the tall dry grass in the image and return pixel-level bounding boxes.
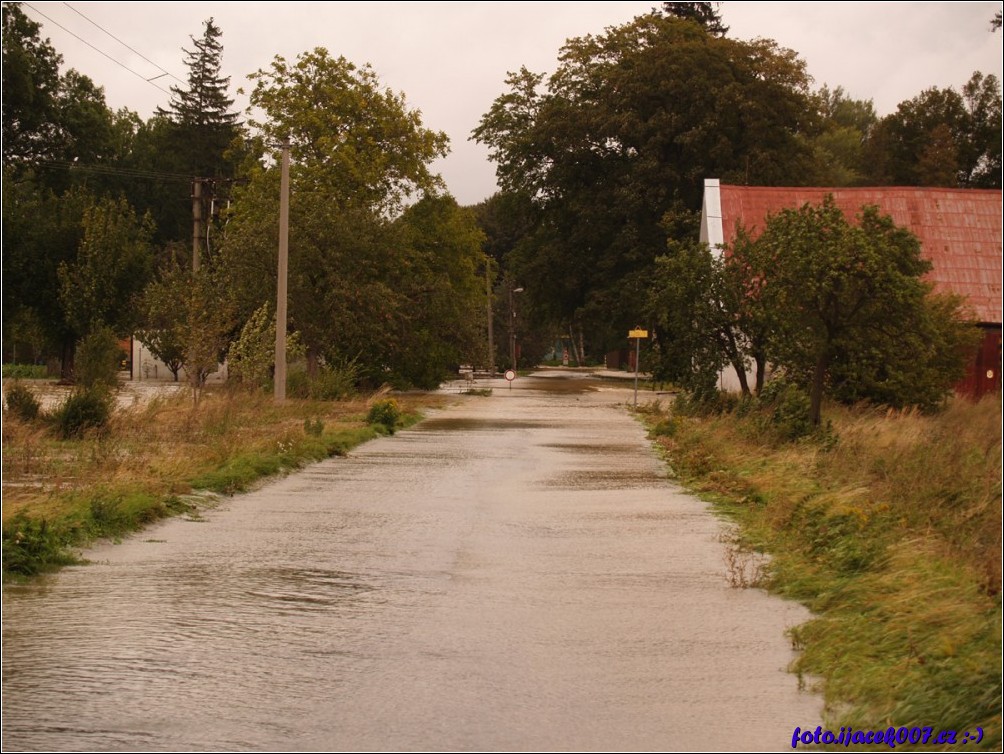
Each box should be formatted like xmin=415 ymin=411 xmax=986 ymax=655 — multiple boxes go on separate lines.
xmin=648 ymin=394 xmax=1002 ymax=749
xmin=2 ymin=386 xmax=442 ymax=574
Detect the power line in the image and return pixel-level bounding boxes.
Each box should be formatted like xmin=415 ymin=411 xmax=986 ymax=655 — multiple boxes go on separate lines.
xmin=34 ymin=159 xmax=192 ymax=182
xmin=62 ymin=2 xmax=185 ymax=87
xmin=22 ymin=2 xmax=171 ymax=95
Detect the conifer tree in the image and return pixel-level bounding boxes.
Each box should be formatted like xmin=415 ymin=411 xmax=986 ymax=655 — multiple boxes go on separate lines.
xmin=157 ymin=17 xmax=239 ymax=178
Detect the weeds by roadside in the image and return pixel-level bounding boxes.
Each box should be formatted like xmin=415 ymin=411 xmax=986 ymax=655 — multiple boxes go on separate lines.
xmin=641 ymin=393 xmax=1002 ymax=750
xmin=2 ymin=385 xmax=441 ymax=577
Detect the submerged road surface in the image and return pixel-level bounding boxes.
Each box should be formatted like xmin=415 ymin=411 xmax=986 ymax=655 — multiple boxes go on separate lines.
xmin=3 ymin=372 xmax=821 ymax=751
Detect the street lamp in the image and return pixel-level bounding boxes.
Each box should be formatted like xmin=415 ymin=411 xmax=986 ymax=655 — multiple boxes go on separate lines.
xmin=509 ymin=285 xmax=524 ymax=371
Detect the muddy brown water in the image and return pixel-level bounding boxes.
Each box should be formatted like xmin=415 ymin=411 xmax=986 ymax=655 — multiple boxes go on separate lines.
xmin=2 ymin=372 xmax=821 ymax=751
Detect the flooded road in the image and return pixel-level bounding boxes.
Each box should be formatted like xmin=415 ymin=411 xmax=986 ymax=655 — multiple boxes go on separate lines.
xmin=3 ymin=373 xmax=820 ymax=751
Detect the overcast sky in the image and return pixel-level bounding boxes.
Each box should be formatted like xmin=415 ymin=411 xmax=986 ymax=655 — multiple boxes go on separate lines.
xmin=20 ymin=1 xmax=1004 ymax=205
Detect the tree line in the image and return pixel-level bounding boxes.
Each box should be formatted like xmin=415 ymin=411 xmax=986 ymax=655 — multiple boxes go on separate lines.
xmin=3 ymin=2 xmax=1000 ymax=409
xmin=3 ymin=3 xmax=487 ymax=391
xmin=472 ymin=2 xmax=1000 ymax=419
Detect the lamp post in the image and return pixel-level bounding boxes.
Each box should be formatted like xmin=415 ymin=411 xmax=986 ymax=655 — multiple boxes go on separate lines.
xmin=509 ymin=284 xmax=524 ymax=371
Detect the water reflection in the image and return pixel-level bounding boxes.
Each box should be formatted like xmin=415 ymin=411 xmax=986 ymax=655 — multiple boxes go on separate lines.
xmin=3 ymin=373 xmax=820 ymax=751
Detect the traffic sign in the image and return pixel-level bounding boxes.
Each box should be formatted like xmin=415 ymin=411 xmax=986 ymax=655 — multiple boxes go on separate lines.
xmin=629 ymin=329 xmax=648 ymax=339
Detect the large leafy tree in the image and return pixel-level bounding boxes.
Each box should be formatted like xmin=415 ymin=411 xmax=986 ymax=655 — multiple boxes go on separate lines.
xmin=2 ymin=2 xmax=61 ymax=168
xmin=809 ymin=85 xmax=878 ymax=186
xmin=647 ymin=234 xmax=768 ymax=397
xmin=245 ymin=48 xmax=447 ymax=214
xmin=473 ymin=13 xmax=819 ymax=356
xmin=393 ymin=196 xmax=488 ymax=385
xmin=740 ymin=197 xmax=971 ymax=423
xmin=2 ymin=176 xmax=91 ymax=368
xmin=865 ymin=72 xmax=1002 ymax=189
xmin=2 ymin=3 xmax=122 ymax=185
xmin=2 ymin=3 xmax=146 ymax=372
xmin=218 ymin=48 xmax=484 ymax=388
xmin=58 ymin=196 xmax=154 ymax=339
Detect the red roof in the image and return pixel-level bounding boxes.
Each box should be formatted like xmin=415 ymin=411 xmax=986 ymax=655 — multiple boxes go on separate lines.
xmin=718 ymin=185 xmax=1003 ymax=325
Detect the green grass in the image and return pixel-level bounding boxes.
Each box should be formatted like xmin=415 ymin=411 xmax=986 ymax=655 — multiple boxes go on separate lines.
xmin=2 ymin=364 xmax=48 ymax=379
xmin=188 ymin=426 xmax=378 ymax=494
xmin=641 ymin=396 xmax=1002 ymax=750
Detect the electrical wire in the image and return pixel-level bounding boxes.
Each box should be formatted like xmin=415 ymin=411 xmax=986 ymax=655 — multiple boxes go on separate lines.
xmin=62 ymin=2 xmax=185 ymax=86
xmin=22 ymin=2 xmax=171 ymax=95
xmin=34 ymin=159 xmax=192 ymax=182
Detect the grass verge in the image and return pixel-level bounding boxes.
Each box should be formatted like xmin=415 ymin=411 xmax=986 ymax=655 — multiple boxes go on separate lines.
xmin=2 ymin=387 xmax=443 ymax=577
xmin=640 ymin=396 xmax=1001 ymax=750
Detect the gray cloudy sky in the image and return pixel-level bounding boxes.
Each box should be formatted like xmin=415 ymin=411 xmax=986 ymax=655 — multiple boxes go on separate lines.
xmin=21 ymin=1 xmax=1003 ymax=205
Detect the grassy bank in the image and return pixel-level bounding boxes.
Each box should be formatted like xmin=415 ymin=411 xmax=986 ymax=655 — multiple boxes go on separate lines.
xmin=2 ymin=387 xmax=441 ymax=577
xmin=643 ymin=396 xmax=1001 ymax=750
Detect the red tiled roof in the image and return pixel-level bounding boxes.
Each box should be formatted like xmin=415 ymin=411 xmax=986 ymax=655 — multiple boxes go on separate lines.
xmin=718 ymin=185 xmax=1003 ymax=324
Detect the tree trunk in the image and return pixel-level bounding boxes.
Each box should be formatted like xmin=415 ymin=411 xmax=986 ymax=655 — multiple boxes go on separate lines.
xmin=306 ymin=348 xmax=320 ymax=378
xmin=60 ymin=336 xmax=76 ymax=383
xmin=754 ymin=351 xmax=767 ymax=395
xmin=810 ymin=352 xmax=827 ymax=425
xmin=728 ymin=354 xmax=751 ymax=396
xmin=568 ymin=326 xmax=581 ymax=367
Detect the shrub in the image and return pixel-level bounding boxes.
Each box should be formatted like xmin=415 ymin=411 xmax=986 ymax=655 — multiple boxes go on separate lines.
xmin=674 ymin=388 xmax=739 ymax=417
xmin=758 ymin=378 xmax=813 ymax=441
xmin=5 ymin=381 xmax=41 ymax=422
xmin=229 ymin=303 xmax=304 ymax=391
xmin=288 ymin=360 xmax=359 ymax=401
xmin=54 ymin=388 xmax=112 ymax=439
xmin=75 ymin=327 xmax=122 ymax=389
xmin=2 ymin=364 xmax=47 ymax=379
xmin=366 ymin=398 xmax=400 ymax=434
xmin=2 ymin=514 xmax=76 ymax=575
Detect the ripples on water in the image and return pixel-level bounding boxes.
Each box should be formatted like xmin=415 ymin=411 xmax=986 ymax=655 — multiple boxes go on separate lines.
xmin=2 ymin=376 xmax=819 ymax=751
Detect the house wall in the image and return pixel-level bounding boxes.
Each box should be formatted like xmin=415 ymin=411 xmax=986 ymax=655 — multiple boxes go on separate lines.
xmin=956 ymin=326 xmax=1002 ymax=399
xmin=130 ymin=338 xmax=228 ymax=383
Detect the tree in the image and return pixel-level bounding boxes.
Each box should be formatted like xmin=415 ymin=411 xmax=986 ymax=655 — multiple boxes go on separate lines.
xmin=245 ymin=47 xmax=448 ymax=214
xmin=157 ymin=17 xmax=240 ymax=179
xmin=660 ymin=2 xmax=728 ymax=36
xmin=217 ymin=48 xmax=462 ymax=388
xmin=743 ymin=196 xmax=970 ymax=424
xmin=474 ymin=13 xmax=819 ymax=356
xmin=865 ymin=73 xmax=1002 ymax=188
xmin=647 ymin=227 xmax=770 ymax=397
xmin=2 ymin=176 xmax=92 ymax=375
xmin=136 ymin=253 xmax=236 ymax=397
xmin=2 ymin=2 xmax=62 ymax=168
xmin=58 ymin=196 xmax=154 ymax=338
xmin=809 ymin=85 xmax=878 ymax=186
xmin=135 ymin=256 xmax=190 ymax=380
xmin=2 ymin=2 xmax=121 ymax=188
xmin=393 ymin=195 xmax=488 ymax=386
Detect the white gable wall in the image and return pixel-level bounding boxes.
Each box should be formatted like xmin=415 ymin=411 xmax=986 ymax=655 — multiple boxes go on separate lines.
xmin=700 ymin=178 xmax=757 ymax=393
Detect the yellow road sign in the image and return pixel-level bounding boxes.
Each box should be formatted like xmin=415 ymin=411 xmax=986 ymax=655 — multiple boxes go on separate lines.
xmin=629 ymin=329 xmax=648 ymax=339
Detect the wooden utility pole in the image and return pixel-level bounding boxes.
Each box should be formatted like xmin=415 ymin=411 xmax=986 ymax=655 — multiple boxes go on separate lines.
xmin=191 ymin=178 xmax=203 ymax=272
xmin=274 ymin=141 xmax=291 ymax=403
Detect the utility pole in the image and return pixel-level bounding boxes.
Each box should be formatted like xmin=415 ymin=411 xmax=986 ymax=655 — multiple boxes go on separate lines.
xmin=486 ymin=262 xmax=495 ymax=376
xmin=274 ymin=141 xmax=290 ymax=403
xmin=191 ymin=178 xmax=203 ymax=272
xmin=509 ymin=284 xmax=523 ymax=370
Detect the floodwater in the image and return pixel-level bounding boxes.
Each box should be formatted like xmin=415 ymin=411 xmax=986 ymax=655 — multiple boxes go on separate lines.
xmin=2 ymin=372 xmax=821 ymax=751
